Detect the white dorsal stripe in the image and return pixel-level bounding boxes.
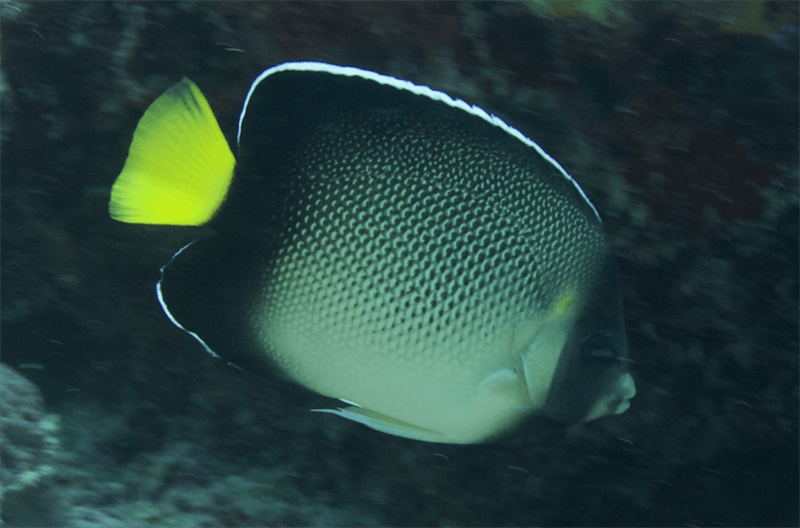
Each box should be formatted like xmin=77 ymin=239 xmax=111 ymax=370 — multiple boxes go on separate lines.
xmin=237 ymin=61 xmax=601 ymax=221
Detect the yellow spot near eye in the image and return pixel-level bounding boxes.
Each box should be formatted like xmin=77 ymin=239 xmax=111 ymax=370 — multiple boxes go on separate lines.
xmin=554 ymin=294 xmax=574 ymax=316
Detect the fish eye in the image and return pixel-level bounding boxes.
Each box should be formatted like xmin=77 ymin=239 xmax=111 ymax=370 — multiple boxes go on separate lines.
xmin=581 ymin=333 xmax=619 ymax=365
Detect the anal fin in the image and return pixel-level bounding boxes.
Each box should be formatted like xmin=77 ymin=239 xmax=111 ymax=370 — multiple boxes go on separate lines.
xmin=312 ymin=406 xmax=451 ymax=443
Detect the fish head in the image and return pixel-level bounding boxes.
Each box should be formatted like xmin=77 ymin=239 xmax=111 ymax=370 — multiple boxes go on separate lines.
xmin=523 ymin=254 xmax=635 ymax=424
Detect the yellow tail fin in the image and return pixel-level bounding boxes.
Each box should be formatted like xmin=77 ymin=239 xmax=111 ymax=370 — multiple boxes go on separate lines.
xmin=109 ymin=78 xmax=236 ymax=225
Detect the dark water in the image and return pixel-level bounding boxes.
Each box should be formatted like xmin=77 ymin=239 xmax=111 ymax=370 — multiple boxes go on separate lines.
xmin=1 ymin=2 xmax=798 ymax=526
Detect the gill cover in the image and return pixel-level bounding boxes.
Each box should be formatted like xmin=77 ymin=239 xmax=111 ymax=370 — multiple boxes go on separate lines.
xmin=529 ymin=254 xmax=635 ymax=424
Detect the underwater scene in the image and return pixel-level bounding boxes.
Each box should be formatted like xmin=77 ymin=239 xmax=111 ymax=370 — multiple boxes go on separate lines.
xmin=1 ymin=2 xmax=797 ymax=526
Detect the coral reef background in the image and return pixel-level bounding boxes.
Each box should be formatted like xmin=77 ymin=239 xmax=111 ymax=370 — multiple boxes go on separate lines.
xmin=1 ymin=2 xmax=797 ymax=526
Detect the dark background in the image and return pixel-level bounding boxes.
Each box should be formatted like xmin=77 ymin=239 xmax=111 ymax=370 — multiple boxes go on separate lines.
xmin=2 ymin=2 xmax=798 ymax=526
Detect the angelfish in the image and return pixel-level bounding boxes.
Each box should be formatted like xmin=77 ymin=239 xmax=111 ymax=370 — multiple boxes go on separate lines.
xmin=109 ymin=62 xmax=635 ymax=443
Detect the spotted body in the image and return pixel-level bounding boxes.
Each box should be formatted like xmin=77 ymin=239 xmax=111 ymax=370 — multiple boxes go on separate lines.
xmin=110 ymin=62 xmax=635 ymax=443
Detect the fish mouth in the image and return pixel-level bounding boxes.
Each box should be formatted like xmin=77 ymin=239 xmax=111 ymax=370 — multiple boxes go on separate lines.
xmin=580 ymin=371 xmax=636 ymax=422
xmin=609 ymin=371 xmax=636 ymax=415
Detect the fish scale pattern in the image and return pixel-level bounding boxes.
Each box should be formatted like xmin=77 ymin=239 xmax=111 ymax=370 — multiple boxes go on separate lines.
xmin=249 ymin=108 xmax=607 ymax=391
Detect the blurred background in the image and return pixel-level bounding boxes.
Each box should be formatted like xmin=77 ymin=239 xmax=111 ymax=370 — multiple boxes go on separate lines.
xmin=1 ymin=2 xmax=797 ymax=526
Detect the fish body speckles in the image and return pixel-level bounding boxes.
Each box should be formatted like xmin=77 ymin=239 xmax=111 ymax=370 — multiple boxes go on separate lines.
xmin=109 ymin=62 xmax=635 ymax=443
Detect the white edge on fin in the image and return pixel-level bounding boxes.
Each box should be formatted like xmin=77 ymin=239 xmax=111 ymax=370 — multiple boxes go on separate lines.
xmin=310 ymin=408 xmax=375 ymax=432
xmin=310 ymin=406 xmax=446 ymax=443
xmin=309 ymin=398 xmax=359 ymax=416
xmin=237 ymin=61 xmax=600 ymax=222
xmin=156 ymin=240 xmax=223 ymax=361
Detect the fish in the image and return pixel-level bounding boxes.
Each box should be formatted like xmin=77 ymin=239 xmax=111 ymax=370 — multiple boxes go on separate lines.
xmin=109 ymin=61 xmax=635 ymax=444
